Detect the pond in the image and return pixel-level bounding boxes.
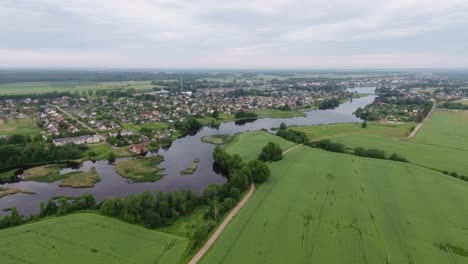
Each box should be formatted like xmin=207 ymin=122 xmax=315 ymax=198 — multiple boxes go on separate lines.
xmin=0 ymin=88 xmax=375 ymax=216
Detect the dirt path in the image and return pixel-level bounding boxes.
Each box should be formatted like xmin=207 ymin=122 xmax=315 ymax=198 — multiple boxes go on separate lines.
xmin=408 ymin=105 xmax=435 ymax=139
xmin=188 ymin=183 xmax=255 ymax=264
xmin=282 ymin=144 xmax=303 ymax=154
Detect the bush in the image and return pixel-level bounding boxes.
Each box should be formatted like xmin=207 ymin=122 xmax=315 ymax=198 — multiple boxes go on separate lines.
xmin=367 ymin=149 xmax=386 ymax=159
xmin=248 ymin=160 xmax=270 ymax=184
xmin=354 ymin=147 xmax=368 ymax=157
xmin=306 ymin=139 xmax=344 ymax=153
xmin=361 ymin=121 xmax=367 ymax=128
xmin=389 ymin=153 xmax=408 ymax=162
xmin=258 ymin=142 xmax=283 ymax=162
xmin=276 ymin=129 xmax=308 ymax=143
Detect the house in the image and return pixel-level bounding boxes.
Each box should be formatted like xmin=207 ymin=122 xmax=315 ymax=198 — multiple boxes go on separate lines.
xmin=53 ymin=135 xmax=102 ymax=146
xmin=130 ymin=143 xmax=148 ymax=154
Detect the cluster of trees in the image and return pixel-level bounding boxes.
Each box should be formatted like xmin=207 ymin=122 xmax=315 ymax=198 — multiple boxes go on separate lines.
xmin=234 ymin=112 xmax=258 ymax=119
xmin=174 ymin=117 xmax=203 ymax=135
xmin=0 ymin=194 xmax=96 ymax=229
xmin=107 ymin=133 xmax=141 ymax=147
xmin=307 ymin=139 xmax=345 ymax=153
xmin=0 ymin=141 xmax=85 ymax=171
xmin=277 ymin=104 xmax=291 ymax=111
xmin=276 ymin=128 xmax=309 ymax=143
xmin=439 ymin=102 xmax=468 ymax=110
xmin=318 ymin=98 xmax=340 ymax=110
xmin=258 ymin=142 xmax=283 ymax=162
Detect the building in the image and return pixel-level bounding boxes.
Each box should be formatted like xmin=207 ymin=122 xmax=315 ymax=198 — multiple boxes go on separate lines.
xmin=130 ymin=143 xmax=148 ymax=154
xmin=53 ymin=135 xmax=102 ymax=146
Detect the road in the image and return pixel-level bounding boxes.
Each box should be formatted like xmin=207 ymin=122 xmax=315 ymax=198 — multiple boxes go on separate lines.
xmin=408 ymin=104 xmax=435 ymax=139
xmin=188 ymin=183 xmax=255 ymax=264
xmin=49 ymin=104 xmax=99 ymax=134
xmin=188 ymin=144 xmax=302 ymax=264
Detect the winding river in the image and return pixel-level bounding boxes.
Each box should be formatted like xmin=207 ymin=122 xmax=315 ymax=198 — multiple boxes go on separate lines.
xmin=0 ymin=88 xmax=375 ymax=216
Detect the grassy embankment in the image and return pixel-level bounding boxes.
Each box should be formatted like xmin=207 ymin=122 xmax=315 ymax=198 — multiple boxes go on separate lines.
xmin=114 ymin=155 xmax=165 ymax=182
xmin=0 ymin=118 xmax=42 ymax=136
xmin=180 ymin=159 xmax=200 ymax=175
xmin=0 ymin=213 xmax=189 ymax=264
xmin=80 ymin=142 xmax=133 ymax=161
xmin=201 ymin=134 xmax=232 ymax=145
xmin=0 ymin=187 xmax=35 ymax=198
xmin=22 ymin=165 xmax=100 ymax=188
xmin=0 ymin=81 xmax=156 ymax=96
xmin=201 ymin=132 xmax=468 ymax=264
xmin=0 ymin=170 xmax=16 ymax=180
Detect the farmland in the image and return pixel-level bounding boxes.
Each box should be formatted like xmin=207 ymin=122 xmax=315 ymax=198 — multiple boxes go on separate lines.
xmin=0 ymin=213 xmax=189 ymax=264
xmin=412 ymin=110 xmax=468 ymax=150
xmin=201 ymin=134 xmax=468 ymax=264
xmin=0 ymin=81 xmax=155 ymax=95
xmin=0 ymin=118 xmax=41 ymax=136
xmin=224 ymin=131 xmax=296 ymax=161
xmin=290 ymin=122 xmax=415 ymax=140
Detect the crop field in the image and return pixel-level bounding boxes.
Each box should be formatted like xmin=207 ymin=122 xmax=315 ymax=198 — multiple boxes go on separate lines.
xmin=224 ymin=131 xmax=296 ymax=161
xmin=0 ymin=81 xmax=155 ymax=95
xmin=333 ymin=135 xmax=468 ymax=176
xmin=202 ymin=140 xmax=468 ymax=264
xmin=0 ymin=118 xmax=41 ymax=136
xmin=412 ymin=110 xmax=468 ymax=151
xmin=0 ymin=213 xmax=189 ymax=264
xmin=290 ymin=122 xmax=415 ymax=140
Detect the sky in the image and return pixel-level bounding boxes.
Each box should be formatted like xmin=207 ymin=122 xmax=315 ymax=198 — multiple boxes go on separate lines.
xmin=1 ymin=0 xmax=468 ymax=69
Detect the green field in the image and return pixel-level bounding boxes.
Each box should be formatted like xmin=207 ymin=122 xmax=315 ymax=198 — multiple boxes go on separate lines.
xmin=121 ymin=121 xmax=169 ymax=133
xmin=455 ymin=99 xmax=468 ymax=105
xmin=412 ymin=110 xmax=468 ymax=150
xmin=202 ymin=135 xmax=468 ymax=264
xmin=0 ymin=118 xmax=41 ymax=136
xmin=333 ymin=135 xmax=468 ymax=176
xmin=255 ymin=109 xmax=307 ymax=118
xmin=0 ymin=213 xmax=189 ymax=264
xmin=224 ymin=131 xmax=296 ymax=161
xmin=290 ymin=122 xmax=415 ymax=140
xmin=0 ymin=81 xmax=155 ymax=95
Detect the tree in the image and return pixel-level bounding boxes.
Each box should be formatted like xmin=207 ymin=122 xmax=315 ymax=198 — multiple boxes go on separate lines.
xmin=361 ymin=121 xmax=367 ymax=128
xmin=258 ymin=142 xmax=283 ymax=162
xmin=107 ymin=152 xmax=116 ymax=162
xmin=248 ymin=160 xmax=271 ymax=183
xmin=279 ymin=122 xmax=287 ymax=130
xmin=212 ymin=109 xmax=220 ymax=119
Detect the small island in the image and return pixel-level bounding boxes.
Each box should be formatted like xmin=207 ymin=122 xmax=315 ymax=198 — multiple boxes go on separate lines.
xmin=201 ymin=134 xmax=232 ymax=145
xmin=22 ymin=165 xmax=101 ymax=188
xmin=0 ymin=187 xmax=35 ymax=199
xmin=115 ymin=155 xmax=165 ymax=182
xmin=180 ymin=159 xmax=200 ymax=175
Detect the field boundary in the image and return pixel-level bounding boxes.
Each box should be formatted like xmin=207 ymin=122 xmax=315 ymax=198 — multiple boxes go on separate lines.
xmin=408 ymin=104 xmax=435 ymax=139
xmin=188 ymin=183 xmax=255 ymax=264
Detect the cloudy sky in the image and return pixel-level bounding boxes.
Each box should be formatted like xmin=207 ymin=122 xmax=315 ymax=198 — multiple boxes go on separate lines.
xmin=1 ymin=0 xmax=468 ymax=69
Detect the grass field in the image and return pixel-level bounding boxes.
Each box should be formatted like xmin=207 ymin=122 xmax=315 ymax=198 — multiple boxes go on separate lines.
xmin=290 ymin=122 xmax=415 ymax=140
xmin=202 ymin=136 xmax=468 ymax=264
xmin=0 ymin=81 xmax=155 ymax=95
xmin=0 ymin=118 xmax=41 ymax=136
xmin=0 ymin=169 xmax=16 ymax=180
xmin=201 ymin=134 xmax=232 ymax=145
xmin=23 ymin=165 xmax=62 ymax=182
xmin=58 ymin=168 xmax=100 ymax=188
xmin=255 ymin=109 xmax=307 ymax=119
xmin=115 ymin=156 xmax=165 ymax=182
xmin=224 ymin=131 xmax=296 ymax=161
xmin=0 ymin=213 xmax=189 ymax=264
xmin=412 ymin=110 xmax=468 ymax=150
xmin=121 ymin=121 xmax=169 ymax=133
xmin=333 ymin=135 xmax=468 ymax=176
xmin=82 ymin=143 xmax=133 ymax=160
xmin=455 ymin=99 xmax=468 ymax=105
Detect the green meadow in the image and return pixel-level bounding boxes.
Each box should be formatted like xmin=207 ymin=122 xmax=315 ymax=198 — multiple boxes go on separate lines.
xmin=224 ymin=131 xmax=296 ymax=161
xmin=0 ymin=81 xmax=155 ymax=95
xmin=202 ymin=134 xmax=468 ymax=264
xmin=0 ymin=118 xmax=41 ymax=136
xmin=412 ymin=110 xmax=468 ymax=151
xmin=290 ymin=122 xmax=415 ymax=140
xmin=0 ymin=213 xmax=189 ymax=264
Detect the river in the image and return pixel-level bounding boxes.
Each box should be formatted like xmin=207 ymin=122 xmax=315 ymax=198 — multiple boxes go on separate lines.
xmin=0 ymin=88 xmax=375 ymax=216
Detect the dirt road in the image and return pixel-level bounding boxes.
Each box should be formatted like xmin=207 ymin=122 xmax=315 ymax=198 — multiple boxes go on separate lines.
xmin=188 ymin=183 xmax=255 ymax=264
xmin=408 ymin=105 xmax=435 ymax=139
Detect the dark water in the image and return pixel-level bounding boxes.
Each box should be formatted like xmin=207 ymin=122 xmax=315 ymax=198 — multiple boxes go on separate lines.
xmin=0 ymin=88 xmax=375 ymax=216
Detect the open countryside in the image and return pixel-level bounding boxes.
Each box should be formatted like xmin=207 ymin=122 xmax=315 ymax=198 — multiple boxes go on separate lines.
xmin=0 ymin=213 xmax=189 ymax=264
xmin=201 ymin=133 xmax=468 ymax=264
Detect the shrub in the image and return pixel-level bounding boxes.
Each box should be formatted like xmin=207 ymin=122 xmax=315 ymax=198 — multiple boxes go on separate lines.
xmin=389 ymin=153 xmax=408 ymax=162
xmin=354 ymin=147 xmax=368 ymax=157
xmin=367 ymin=149 xmax=386 ymax=159
xmin=258 ymin=142 xmax=283 ymax=162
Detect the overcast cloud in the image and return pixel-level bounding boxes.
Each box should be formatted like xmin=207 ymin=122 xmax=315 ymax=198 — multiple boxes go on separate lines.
xmin=1 ymin=0 xmax=468 ymax=68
